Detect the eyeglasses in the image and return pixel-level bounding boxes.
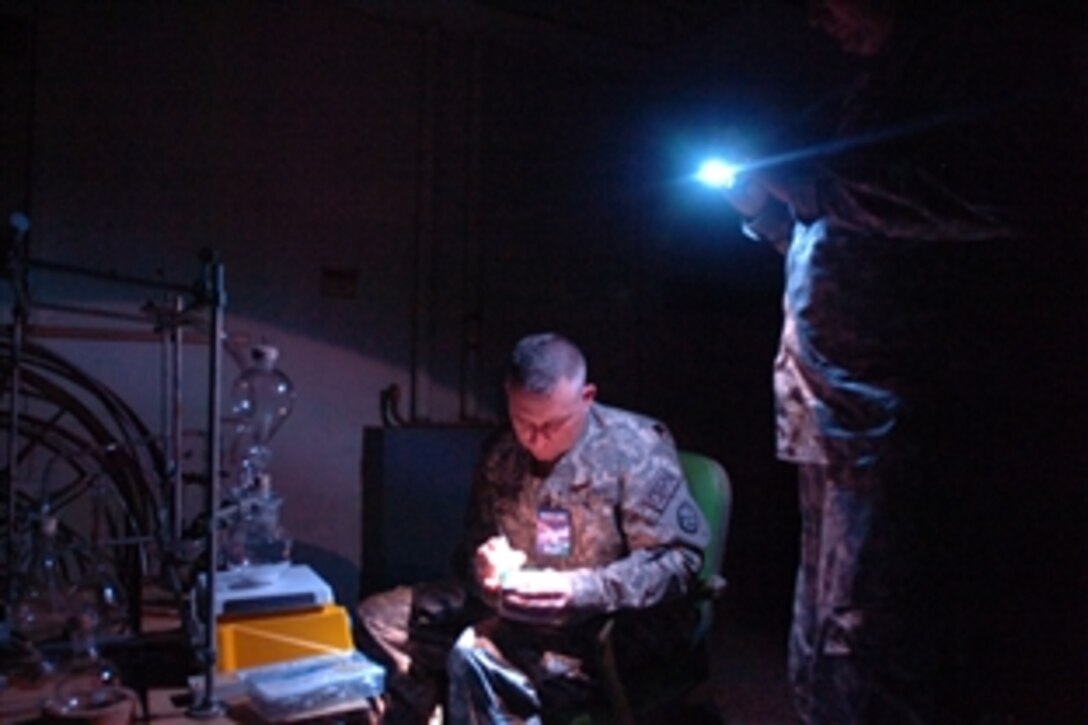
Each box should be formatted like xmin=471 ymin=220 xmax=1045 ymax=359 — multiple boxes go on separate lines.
xmin=511 ymin=410 xmax=578 ymax=441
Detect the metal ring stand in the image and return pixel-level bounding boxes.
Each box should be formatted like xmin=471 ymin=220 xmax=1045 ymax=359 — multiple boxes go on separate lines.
xmin=2 ymin=214 xmax=227 ymax=717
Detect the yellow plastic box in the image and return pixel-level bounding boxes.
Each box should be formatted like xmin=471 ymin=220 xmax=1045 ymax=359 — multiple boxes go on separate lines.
xmin=216 ymin=604 xmax=353 ymax=672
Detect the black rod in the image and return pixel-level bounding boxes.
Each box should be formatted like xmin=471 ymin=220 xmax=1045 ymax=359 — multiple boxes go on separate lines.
xmin=187 ymin=257 xmax=225 ymax=719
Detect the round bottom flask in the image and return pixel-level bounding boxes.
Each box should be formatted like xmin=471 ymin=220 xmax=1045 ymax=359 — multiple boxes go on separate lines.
xmin=46 ymin=627 xmax=137 ymax=725
xmin=223 ymin=476 xmax=292 ymax=586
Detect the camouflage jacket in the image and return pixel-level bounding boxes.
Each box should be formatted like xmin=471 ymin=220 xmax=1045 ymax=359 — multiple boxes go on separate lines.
xmin=462 ymin=403 xmax=709 ymax=617
xmin=742 ymin=7 xmax=1085 ymax=467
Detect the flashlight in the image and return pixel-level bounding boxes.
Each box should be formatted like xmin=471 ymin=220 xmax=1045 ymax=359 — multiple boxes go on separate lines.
xmin=695 ymin=158 xmax=743 ymax=189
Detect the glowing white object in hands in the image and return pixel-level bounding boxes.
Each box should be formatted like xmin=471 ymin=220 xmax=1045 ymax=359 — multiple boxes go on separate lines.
xmin=696 ymin=158 xmax=742 ymax=189
xmin=481 ymin=535 xmax=527 ymax=590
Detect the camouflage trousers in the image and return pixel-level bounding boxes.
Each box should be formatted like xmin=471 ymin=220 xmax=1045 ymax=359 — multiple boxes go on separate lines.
xmin=357 ymin=580 xmax=698 ymax=724
xmin=356 ymin=580 xmax=602 ymax=724
xmin=789 ymin=455 xmax=942 ymax=725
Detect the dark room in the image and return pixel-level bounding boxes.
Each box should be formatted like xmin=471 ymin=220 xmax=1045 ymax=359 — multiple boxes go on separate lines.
xmin=1 ymin=1 xmax=1084 ymax=723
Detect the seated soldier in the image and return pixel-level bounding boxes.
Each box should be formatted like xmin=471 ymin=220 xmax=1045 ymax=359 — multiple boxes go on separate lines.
xmin=357 ymin=332 xmax=709 ymax=723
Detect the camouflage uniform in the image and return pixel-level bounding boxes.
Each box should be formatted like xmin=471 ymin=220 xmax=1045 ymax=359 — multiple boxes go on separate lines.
xmin=741 ymin=6 xmax=1085 ymax=723
xmin=754 ymin=213 xmax=950 ymax=725
xmin=358 ymin=402 xmax=709 ymax=724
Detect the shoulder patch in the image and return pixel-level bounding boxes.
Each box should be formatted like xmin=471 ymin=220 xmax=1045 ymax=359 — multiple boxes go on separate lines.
xmin=644 ymin=471 xmax=682 ymax=514
xmin=677 ymin=501 xmax=700 ymax=534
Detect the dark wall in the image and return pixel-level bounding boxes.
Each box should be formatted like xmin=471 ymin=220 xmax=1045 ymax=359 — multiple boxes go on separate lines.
xmin=0 ymin=0 xmax=838 ymax=627
xmin=466 ymin=3 xmax=837 ymax=625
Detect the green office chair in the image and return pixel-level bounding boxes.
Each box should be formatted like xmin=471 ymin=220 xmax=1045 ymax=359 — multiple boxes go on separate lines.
xmin=584 ymin=450 xmax=734 ymax=725
xmin=678 ymin=450 xmax=732 ymax=643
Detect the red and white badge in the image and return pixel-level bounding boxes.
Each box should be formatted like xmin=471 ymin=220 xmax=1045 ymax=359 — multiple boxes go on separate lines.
xmin=536 ymin=507 xmax=572 ymax=558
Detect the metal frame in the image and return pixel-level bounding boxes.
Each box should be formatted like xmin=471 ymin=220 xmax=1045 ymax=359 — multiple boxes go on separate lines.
xmin=1 ymin=218 xmax=226 ymax=715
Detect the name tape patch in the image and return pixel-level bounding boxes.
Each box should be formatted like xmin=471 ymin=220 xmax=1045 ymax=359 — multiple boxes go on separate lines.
xmin=645 ymin=471 xmax=681 ymax=514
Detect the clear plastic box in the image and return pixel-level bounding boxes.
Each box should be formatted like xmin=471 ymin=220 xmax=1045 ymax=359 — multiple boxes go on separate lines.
xmin=236 ymin=650 xmax=385 ymax=721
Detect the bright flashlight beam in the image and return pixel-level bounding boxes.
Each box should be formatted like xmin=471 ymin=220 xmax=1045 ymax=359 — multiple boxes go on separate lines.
xmin=695 ymin=159 xmax=741 ymax=189
xmin=700 ymin=108 xmax=968 ymax=192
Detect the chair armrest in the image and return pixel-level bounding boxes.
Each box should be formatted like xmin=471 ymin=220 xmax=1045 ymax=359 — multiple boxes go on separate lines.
xmin=696 ymin=574 xmax=728 ymax=600
xmin=595 ymin=618 xmax=636 ymax=725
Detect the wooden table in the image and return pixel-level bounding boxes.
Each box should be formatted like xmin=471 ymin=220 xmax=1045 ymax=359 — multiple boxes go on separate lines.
xmin=2 ymin=589 xmax=378 ymax=722
xmin=1 ymin=679 xmax=377 ymax=723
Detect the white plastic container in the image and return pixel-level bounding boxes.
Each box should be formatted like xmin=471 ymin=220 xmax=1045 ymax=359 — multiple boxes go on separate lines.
xmin=236 ymin=650 xmax=385 ymax=721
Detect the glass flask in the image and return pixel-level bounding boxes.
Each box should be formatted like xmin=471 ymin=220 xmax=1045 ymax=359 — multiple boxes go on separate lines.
xmin=68 ymin=476 xmax=129 ymax=638
xmin=47 ymin=607 xmax=134 ymax=722
xmin=67 ymin=557 xmax=127 ymax=639
xmin=12 ymin=515 xmax=71 ymax=671
xmin=222 ymin=473 xmax=293 ymax=586
xmin=229 ymin=344 xmax=296 ymax=492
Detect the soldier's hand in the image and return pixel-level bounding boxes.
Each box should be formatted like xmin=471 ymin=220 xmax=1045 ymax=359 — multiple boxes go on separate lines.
xmin=475 ymin=535 xmax=527 ymax=593
xmin=723 ymin=173 xmax=771 ymax=218
xmin=499 ymin=568 xmax=573 ymax=622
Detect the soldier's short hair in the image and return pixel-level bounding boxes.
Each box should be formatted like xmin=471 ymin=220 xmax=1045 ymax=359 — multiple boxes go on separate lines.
xmin=505 ymin=333 xmax=586 ymax=395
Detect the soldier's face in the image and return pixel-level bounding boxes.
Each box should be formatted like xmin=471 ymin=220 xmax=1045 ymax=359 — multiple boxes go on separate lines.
xmin=506 ymin=377 xmax=596 ymax=464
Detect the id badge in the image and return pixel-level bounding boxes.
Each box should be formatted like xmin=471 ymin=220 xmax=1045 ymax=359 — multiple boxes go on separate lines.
xmin=536 ymin=507 xmax=572 ymax=558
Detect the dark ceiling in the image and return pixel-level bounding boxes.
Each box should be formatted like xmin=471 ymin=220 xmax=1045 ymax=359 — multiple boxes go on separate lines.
xmin=350 ymin=0 xmax=766 ymax=72
xmin=474 ymin=0 xmax=750 ymax=49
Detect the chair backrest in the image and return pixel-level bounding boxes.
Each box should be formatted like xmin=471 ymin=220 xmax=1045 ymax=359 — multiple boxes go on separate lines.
xmin=565 ymin=451 xmax=734 ymax=725
xmin=678 ymin=450 xmax=732 ymax=586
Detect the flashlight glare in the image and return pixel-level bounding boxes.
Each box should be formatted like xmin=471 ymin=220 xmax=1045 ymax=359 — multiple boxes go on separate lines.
xmin=696 ymin=159 xmax=740 ymax=189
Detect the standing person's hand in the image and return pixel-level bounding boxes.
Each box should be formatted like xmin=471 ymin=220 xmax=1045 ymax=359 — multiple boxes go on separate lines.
xmin=723 ymin=174 xmax=771 ymax=219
